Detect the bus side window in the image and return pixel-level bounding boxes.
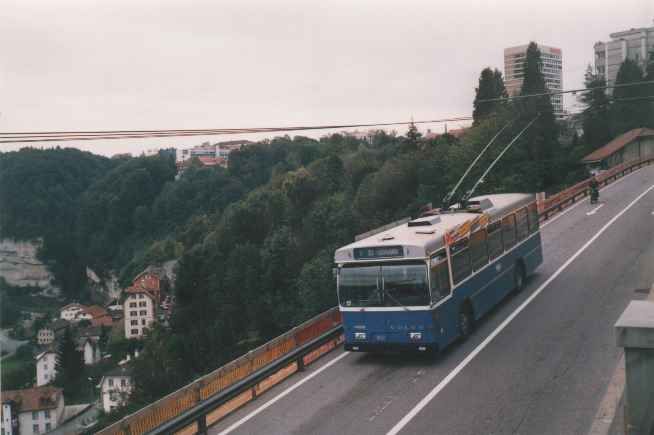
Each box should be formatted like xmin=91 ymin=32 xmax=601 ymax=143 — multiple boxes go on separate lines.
xmin=515 ymin=207 xmax=529 ymax=241
xmin=470 ymin=229 xmax=488 ymax=271
xmin=430 ymin=251 xmax=451 ymax=302
xmin=528 ymin=202 xmax=539 ymax=233
xmin=502 ymin=214 xmax=516 ymax=250
xmin=486 ymin=221 xmax=503 ymax=259
xmin=450 ymin=239 xmax=471 ymax=285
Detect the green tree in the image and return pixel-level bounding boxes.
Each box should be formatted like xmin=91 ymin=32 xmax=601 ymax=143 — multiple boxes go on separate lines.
xmin=55 ymin=327 xmax=85 ymax=396
xmin=404 ymin=121 xmax=422 ymax=152
xmin=579 ymin=65 xmax=612 ymax=152
xmin=473 ymin=68 xmax=508 ymax=124
xmin=511 ymin=41 xmax=561 ymax=192
xmin=610 ymin=58 xmax=649 ymax=135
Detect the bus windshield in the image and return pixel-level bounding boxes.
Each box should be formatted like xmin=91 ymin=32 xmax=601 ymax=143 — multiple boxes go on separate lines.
xmin=339 ymin=262 xmax=429 ymax=307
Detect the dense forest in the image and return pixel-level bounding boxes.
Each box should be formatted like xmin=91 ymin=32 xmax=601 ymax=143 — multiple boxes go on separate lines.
xmin=1 ymin=42 xmax=653 ymax=425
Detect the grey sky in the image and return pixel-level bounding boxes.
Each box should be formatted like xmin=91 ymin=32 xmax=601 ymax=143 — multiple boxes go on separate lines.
xmin=1 ymin=0 xmax=652 ymax=156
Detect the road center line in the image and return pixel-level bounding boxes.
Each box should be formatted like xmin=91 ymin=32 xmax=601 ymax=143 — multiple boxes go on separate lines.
xmin=215 ymin=351 xmax=350 ymax=435
xmin=386 ymin=182 xmax=654 ymax=435
xmin=586 ymin=204 xmax=604 ymax=216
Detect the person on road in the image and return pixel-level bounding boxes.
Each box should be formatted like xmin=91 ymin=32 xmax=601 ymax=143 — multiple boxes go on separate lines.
xmin=589 ymin=175 xmax=599 ymax=204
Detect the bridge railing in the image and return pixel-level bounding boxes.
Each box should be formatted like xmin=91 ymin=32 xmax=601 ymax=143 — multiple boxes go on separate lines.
xmin=95 ymin=308 xmax=342 ymax=435
xmin=540 ymin=157 xmax=654 ymax=221
xmin=96 ymin=156 xmax=654 ymax=435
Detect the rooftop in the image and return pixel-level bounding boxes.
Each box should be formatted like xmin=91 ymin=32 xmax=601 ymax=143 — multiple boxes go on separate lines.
xmin=335 ymin=193 xmax=534 ymax=262
xmin=1 ymin=386 xmax=63 ymax=412
xmin=82 ymin=305 xmax=109 ymax=319
xmin=581 ymin=128 xmax=654 ymax=163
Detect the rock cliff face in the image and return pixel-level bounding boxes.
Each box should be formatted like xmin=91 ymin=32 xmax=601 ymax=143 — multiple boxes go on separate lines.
xmin=86 ymin=267 xmax=122 ymax=300
xmin=0 ymin=239 xmax=58 ymax=294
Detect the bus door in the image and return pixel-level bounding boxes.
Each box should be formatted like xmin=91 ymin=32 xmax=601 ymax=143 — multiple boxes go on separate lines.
xmin=430 ymin=251 xmax=457 ymax=345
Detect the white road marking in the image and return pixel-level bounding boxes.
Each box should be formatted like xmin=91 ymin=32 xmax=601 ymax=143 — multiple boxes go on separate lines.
xmin=215 ymin=351 xmax=350 ymax=435
xmin=386 ymin=183 xmax=654 ymax=435
xmin=586 ymin=204 xmax=604 ymax=216
xmin=541 ymin=166 xmax=645 ymax=228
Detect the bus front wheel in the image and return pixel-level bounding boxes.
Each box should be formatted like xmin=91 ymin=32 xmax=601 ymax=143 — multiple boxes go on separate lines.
xmin=514 ymin=262 xmax=526 ymax=292
xmin=458 ymin=304 xmax=474 ymax=340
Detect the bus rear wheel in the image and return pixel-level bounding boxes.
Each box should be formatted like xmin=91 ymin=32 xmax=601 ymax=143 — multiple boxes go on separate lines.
xmin=514 ymin=262 xmax=526 ymax=292
xmin=458 ymin=305 xmax=474 ymax=340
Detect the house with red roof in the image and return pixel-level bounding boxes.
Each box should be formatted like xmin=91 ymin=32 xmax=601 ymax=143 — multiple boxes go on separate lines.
xmin=1 ymin=386 xmax=64 ymax=435
xmin=581 ymin=128 xmax=654 ymax=171
xmin=123 ymin=286 xmax=157 ymax=340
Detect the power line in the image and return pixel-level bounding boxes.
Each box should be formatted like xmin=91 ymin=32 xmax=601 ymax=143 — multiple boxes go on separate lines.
xmin=566 ymin=95 xmax=654 ymax=116
xmin=0 ymin=117 xmax=473 ymax=144
xmin=476 ymin=80 xmax=654 ymax=104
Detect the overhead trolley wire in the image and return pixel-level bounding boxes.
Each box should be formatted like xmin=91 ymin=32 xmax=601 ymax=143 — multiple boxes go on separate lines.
xmin=2 ymin=80 xmax=652 ymax=145
xmin=0 ymin=117 xmax=473 ymax=144
xmin=475 ymin=79 xmax=654 ymax=104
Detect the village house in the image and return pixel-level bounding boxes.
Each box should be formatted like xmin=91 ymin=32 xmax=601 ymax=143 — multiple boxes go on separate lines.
xmin=131 ymin=266 xmax=167 ymax=304
xmin=581 ymin=127 xmax=654 ymax=172
xmin=35 ymin=350 xmax=57 ymax=387
xmin=98 ymin=366 xmax=133 ymax=413
xmin=36 ymin=320 xmax=68 ymax=346
xmin=83 ymin=305 xmax=113 ymax=327
xmin=76 ymin=337 xmax=101 ymax=366
xmin=0 ymin=386 xmax=64 ymax=435
xmin=59 ymin=303 xmax=85 ymax=322
xmin=123 ymin=287 xmax=156 ymax=339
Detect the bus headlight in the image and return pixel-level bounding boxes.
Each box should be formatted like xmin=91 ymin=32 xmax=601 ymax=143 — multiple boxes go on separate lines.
xmin=409 ymin=332 xmax=422 ymax=341
xmin=354 ymin=332 xmax=367 ymax=340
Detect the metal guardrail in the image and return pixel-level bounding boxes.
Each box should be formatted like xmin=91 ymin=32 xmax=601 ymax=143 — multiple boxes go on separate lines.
xmin=539 ymin=157 xmax=654 ymax=221
xmin=97 ymin=156 xmax=654 ymax=435
xmin=95 ymin=308 xmax=342 ymax=435
xmin=150 ymin=325 xmax=342 ymax=435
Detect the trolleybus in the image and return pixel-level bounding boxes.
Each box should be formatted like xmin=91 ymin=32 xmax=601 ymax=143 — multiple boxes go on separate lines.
xmin=334 ymin=193 xmax=543 ymax=353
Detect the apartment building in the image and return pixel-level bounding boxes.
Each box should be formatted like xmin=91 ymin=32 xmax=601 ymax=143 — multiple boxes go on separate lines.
xmin=504 ymin=43 xmax=564 ymax=118
xmin=594 ymin=25 xmax=654 ymax=91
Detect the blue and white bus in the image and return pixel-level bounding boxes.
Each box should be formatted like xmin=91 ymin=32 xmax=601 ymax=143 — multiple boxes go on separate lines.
xmin=334 ymin=193 xmax=543 ymax=353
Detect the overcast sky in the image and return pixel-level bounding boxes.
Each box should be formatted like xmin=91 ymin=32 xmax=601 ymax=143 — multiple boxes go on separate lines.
xmin=1 ymin=0 xmax=652 ymax=156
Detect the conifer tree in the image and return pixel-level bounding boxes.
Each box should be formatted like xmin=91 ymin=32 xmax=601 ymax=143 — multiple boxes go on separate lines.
xmin=512 ymin=42 xmax=561 ymax=191
xmin=473 ymin=68 xmax=508 ymax=124
xmin=404 ymin=120 xmax=421 ymax=152
xmin=55 ymin=326 xmax=85 ymax=395
xmin=579 ymin=65 xmax=611 ymax=151
xmin=611 ymin=58 xmax=648 ymax=135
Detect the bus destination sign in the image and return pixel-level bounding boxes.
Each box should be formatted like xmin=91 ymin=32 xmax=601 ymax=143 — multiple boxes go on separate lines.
xmin=353 ymin=246 xmax=404 ymax=260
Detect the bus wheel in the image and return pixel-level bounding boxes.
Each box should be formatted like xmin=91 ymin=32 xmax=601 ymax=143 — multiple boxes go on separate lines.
xmin=458 ymin=305 xmax=474 ymax=339
xmin=514 ymin=262 xmax=526 ymax=292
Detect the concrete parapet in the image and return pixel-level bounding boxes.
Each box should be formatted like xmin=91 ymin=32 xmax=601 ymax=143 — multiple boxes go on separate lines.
xmin=615 ymin=301 xmax=654 ymax=435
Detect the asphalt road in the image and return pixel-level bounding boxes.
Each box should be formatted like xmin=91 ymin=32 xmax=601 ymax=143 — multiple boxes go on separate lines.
xmin=0 ymin=328 xmax=27 ymax=359
xmin=209 ymin=165 xmax=654 ymax=435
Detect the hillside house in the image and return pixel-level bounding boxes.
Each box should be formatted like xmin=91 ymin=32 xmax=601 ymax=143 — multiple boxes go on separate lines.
xmin=0 ymin=386 xmax=64 ymax=435
xmin=35 ymin=351 xmax=57 ymax=387
xmin=98 ymin=366 xmax=133 ymax=413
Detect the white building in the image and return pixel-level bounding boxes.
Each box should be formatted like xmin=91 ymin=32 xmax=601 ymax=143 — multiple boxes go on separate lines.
xmin=36 ymin=320 xmax=68 ymax=346
xmin=176 ymin=140 xmax=251 ymax=167
xmin=594 ymin=25 xmax=654 ymax=92
xmin=35 ymin=329 xmax=54 ymax=347
xmin=77 ymin=338 xmax=101 ymax=366
xmin=99 ymin=366 xmax=133 ymax=413
xmin=2 ymin=402 xmax=15 ymax=435
xmin=35 ymin=351 xmax=57 ymax=387
xmin=59 ymin=303 xmax=85 ymax=321
xmin=504 ymin=43 xmax=564 ymax=118
xmin=0 ymin=386 xmax=64 ymax=435
xmin=123 ymin=287 xmax=156 ymax=339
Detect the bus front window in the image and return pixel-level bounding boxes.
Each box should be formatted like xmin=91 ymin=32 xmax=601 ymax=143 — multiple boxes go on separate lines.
xmin=382 ymin=263 xmax=430 ymax=306
xmin=339 ymin=265 xmax=381 ymax=307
